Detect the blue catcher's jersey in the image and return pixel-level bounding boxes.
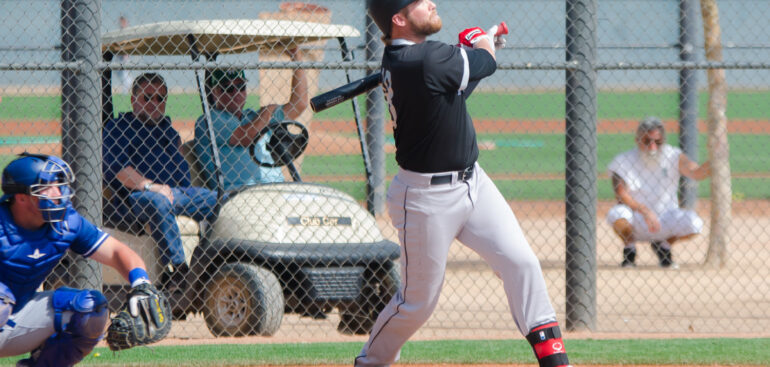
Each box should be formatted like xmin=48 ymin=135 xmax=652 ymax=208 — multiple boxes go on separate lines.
xmin=0 ymin=202 xmax=109 ymax=312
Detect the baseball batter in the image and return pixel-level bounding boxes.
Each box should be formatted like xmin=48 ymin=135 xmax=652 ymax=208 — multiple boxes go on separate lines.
xmin=357 ymin=1 xmax=572 ymax=367
xmin=0 ymin=153 xmax=157 ymax=366
xmin=607 ymin=117 xmax=711 ymax=267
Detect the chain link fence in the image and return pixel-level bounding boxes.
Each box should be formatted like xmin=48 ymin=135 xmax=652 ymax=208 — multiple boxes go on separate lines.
xmin=1 ymin=0 xmax=768 ymax=342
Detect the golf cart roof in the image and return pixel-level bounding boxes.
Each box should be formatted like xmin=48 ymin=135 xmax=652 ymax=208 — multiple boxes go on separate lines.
xmin=102 ymin=19 xmax=360 ymax=55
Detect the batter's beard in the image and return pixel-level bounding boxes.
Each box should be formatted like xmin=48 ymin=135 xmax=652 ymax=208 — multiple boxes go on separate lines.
xmin=409 ymin=13 xmax=442 ymax=37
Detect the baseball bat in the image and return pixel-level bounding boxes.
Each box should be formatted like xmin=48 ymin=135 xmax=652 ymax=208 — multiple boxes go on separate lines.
xmin=310 ymin=22 xmax=508 ymax=113
xmin=310 ymin=72 xmax=382 ymax=113
xmin=488 ymin=21 xmax=508 ymax=38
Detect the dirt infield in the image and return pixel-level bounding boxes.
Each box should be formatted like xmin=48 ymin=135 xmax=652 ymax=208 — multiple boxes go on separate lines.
xmin=131 ymin=197 xmax=770 ymax=349
xmin=0 ymin=117 xmax=767 ymax=158
xmin=6 ymin=117 xmax=770 ymax=352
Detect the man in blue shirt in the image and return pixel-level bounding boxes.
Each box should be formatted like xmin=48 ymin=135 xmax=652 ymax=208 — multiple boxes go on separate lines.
xmin=194 ymin=48 xmax=308 ymax=191
xmin=0 ymin=153 xmax=160 ymax=366
xmin=103 ymin=73 xmax=219 ymax=288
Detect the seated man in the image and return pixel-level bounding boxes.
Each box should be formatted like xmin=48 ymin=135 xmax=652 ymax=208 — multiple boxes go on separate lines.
xmin=194 ymin=48 xmax=308 ymax=191
xmin=0 ymin=153 xmax=159 ymax=366
xmin=103 ymin=72 xmax=219 ymax=288
xmin=607 ymin=116 xmax=711 ymax=268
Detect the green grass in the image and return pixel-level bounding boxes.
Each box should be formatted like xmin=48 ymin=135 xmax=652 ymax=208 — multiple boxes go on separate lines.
xmin=300 ymin=132 xmax=769 ymax=201
xmin=3 ymin=90 xmax=770 ymax=121
xmin=1 ymin=133 xmax=767 ymax=201
xmin=1 ymin=338 xmax=768 ymax=366
xmin=302 ymin=133 xmax=769 ymax=177
xmin=1 ymin=91 xmax=767 ymax=201
xmin=315 ymin=90 xmax=770 ymax=121
xmin=321 ymin=176 xmax=768 ymax=202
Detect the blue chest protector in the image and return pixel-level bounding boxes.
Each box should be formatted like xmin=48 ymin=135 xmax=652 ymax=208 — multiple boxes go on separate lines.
xmin=0 ymin=203 xmax=106 ymax=312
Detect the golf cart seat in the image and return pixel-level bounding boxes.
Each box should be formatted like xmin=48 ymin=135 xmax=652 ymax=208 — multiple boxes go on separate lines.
xmin=101 ymin=186 xmax=200 ymax=282
xmin=180 ymin=139 xmax=206 ymax=188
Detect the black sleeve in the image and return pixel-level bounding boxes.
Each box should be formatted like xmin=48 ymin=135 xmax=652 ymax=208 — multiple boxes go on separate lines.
xmin=463 ymin=49 xmax=495 ymax=98
xmin=463 ymin=80 xmax=481 ymax=99
xmin=466 ymin=48 xmax=496 ymax=82
xmin=423 ymin=42 xmax=496 ymax=95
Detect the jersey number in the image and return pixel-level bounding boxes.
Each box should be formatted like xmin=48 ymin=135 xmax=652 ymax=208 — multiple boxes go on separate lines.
xmin=382 ymin=68 xmax=398 ymax=129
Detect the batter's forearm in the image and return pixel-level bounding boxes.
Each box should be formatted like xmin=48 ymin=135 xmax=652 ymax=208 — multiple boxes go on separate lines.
xmin=475 ymin=38 xmax=496 ymax=61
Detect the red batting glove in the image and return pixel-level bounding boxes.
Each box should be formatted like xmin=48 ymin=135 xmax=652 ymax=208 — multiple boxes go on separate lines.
xmin=458 ymin=27 xmax=490 ymax=48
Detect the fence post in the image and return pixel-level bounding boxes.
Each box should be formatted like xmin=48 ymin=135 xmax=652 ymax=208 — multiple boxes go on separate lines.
xmin=60 ymin=0 xmax=103 ymax=289
xmin=565 ymin=0 xmax=597 ymax=331
xmin=678 ymin=0 xmax=699 ymax=209
xmin=365 ymin=15 xmax=385 ymax=215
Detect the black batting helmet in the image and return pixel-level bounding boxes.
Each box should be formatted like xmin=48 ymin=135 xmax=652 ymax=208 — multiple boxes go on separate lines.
xmin=366 ymin=0 xmax=419 ymax=37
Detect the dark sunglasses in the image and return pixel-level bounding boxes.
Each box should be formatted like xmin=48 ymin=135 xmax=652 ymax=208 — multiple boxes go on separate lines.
xmin=139 ymin=94 xmax=167 ymax=103
xmin=641 ymin=136 xmax=664 ymax=146
xmin=222 ymin=83 xmax=247 ymax=94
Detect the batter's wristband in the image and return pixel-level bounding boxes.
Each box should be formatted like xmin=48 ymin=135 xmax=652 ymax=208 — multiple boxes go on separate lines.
xmin=128 ymin=268 xmax=150 ymax=287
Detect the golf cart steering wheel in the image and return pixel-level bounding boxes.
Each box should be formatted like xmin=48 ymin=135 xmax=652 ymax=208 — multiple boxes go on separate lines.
xmin=249 ymin=120 xmax=309 ymax=168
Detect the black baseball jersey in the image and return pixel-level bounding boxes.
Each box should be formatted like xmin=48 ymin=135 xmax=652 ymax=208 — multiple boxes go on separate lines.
xmin=381 ymin=40 xmax=496 ymax=173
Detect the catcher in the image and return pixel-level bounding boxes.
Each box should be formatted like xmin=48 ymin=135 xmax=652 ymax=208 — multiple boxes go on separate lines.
xmin=0 ymin=153 xmax=170 ymax=367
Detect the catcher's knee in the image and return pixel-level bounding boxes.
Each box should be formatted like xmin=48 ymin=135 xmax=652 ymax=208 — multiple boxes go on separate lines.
xmin=68 ymin=306 xmax=109 ymax=339
xmin=28 ymin=288 xmax=108 ymax=367
xmin=52 ymin=287 xmax=108 ymax=337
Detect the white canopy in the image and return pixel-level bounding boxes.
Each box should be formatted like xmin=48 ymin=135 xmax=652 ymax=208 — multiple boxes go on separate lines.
xmin=102 ymin=19 xmax=360 ymax=55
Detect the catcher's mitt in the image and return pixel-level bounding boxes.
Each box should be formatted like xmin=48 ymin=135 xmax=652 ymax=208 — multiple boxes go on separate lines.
xmin=106 ymin=283 xmax=171 ymax=351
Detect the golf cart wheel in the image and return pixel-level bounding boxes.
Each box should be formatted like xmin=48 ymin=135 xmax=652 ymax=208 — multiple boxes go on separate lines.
xmin=204 ymin=263 xmax=284 ymax=337
xmin=338 ymin=261 xmax=401 ymax=335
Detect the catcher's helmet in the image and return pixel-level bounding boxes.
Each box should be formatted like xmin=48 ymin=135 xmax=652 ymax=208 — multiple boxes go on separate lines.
xmin=2 ymin=153 xmax=75 ymax=223
xmin=366 ymin=0 xmax=418 ymax=37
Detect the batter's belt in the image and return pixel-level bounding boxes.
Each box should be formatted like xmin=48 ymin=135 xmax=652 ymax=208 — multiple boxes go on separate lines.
xmin=430 ymin=165 xmax=474 ymax=185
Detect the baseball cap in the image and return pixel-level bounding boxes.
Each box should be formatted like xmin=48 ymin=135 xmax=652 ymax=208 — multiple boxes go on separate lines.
xmin=210 ymin=69 xmax=248 ymax=87
xmin=367 ymin=0 xmax=419 ymax=37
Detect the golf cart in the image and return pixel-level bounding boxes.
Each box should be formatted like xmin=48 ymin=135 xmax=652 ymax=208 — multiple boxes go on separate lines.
xmin=54 ymin=19 xmax=401 ymax=337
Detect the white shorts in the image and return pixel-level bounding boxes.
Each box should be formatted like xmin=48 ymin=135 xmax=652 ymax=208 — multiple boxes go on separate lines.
xmin=606 ymin=204 xmax=703 ymax=243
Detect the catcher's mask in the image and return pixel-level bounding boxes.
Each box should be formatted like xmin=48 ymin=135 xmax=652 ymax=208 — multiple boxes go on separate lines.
xmin=2 ymin=153 xmax=75 ymax=223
